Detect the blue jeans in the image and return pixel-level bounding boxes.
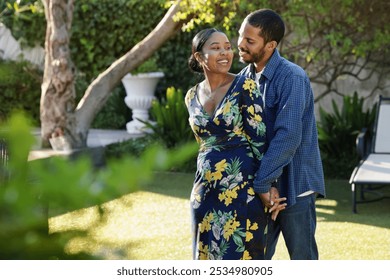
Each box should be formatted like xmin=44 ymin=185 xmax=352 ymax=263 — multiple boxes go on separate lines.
xmin=264 ymin=193 xmax=319 ymax=260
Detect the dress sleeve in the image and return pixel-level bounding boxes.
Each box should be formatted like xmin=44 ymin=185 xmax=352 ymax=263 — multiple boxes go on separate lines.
xmin=240 ymin=77 xmax=266 ymax=161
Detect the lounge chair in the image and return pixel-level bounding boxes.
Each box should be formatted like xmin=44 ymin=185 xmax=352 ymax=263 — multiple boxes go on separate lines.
xmin=349 ymin=95 xmax=390 ymax=213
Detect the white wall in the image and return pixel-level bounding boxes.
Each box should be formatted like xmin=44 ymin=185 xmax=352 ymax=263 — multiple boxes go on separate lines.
xmin=312 ymin=60 xmax=390 ymax=118
xmin=0 ymin=23 xmax=44 ymax=68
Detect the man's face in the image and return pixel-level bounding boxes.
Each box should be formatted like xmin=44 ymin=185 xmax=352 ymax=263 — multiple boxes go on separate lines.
xmin=238 ymin=21 xmax=267 ymax=65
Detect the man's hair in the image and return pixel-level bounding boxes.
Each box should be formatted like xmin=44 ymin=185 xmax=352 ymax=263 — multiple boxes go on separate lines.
xmin=246 ymin=9 xmax=285 ymax=44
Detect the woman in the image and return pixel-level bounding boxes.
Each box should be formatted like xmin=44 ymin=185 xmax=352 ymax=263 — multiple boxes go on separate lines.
xmin=185 ymin=28 xmax=282 ymax=260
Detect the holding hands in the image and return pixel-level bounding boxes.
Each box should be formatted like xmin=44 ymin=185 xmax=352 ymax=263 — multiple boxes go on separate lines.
xmin=259 ymin=186 xmax=287 ymax=221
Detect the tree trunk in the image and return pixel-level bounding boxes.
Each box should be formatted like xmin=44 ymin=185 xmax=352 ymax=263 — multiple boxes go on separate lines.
xmin=40 ymin=0 xmax=188 ymax=149
xmin=74 ymin=2 xmax=186 ymax=147
xmin=40 ymin=0 xmax=83 ymax=148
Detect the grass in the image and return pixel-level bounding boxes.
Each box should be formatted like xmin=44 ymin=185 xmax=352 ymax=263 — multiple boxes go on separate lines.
xmin=49 ymin=172 xmax=390 ymax=260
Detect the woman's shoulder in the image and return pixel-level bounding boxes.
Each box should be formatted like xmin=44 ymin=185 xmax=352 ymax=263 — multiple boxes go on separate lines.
xmin=184 ymin=84 xmax=199 ymax=107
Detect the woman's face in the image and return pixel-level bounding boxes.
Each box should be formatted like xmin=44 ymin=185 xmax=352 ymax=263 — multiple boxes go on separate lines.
xmin=196 ymin=32 xmax=233 ymax=74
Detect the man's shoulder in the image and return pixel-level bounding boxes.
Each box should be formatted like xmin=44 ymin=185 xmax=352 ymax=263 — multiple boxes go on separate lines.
xmin=275 ymin=54 xmax=307 ymax=78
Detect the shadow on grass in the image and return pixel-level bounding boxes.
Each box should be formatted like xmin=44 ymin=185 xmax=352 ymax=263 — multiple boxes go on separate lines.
xmin=46 ymin=171 xmax=389 ymax=260
xmin=311 ymin=179 xmax=390 ymax=229
xmin=145 ymin=171 xmax=194 ymax=199
xmin=146 ymin=172 xmax=390 ymax=230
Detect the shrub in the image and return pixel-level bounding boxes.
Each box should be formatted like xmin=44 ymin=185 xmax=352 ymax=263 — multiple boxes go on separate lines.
xmin=91 ymin=86 xmax=131 ymax=129
xmin=0 ymin=59 xmax=42 ymax=125
xmin=0 ymin=112 xmax=197 ymax=259
xmin=143 ymin=87 xmax=195 ymax=149
xmin=104 ymin=134 xmax=156 ymax=159
xmin=317 ymin=92 xmax=377 ymax=179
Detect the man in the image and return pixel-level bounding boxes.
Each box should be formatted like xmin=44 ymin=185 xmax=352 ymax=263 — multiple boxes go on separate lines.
xmin=237 ymin=9 xmax=326 ymax=260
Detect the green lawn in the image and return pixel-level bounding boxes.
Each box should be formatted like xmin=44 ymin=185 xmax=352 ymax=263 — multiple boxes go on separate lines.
xmin=49 ymin=172 xmax=390 ymax=260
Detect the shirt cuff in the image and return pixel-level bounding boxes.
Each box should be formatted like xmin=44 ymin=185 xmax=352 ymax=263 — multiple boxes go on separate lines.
xmin=253 ymin=180 xmax=277 ymax=194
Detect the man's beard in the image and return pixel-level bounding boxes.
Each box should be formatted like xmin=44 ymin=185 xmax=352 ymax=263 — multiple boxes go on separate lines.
xmin=239 ymin=47 xmax=266 ymax=64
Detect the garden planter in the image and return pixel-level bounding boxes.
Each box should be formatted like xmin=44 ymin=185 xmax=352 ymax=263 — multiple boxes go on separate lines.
xmin=121 ymin=72 xmax=164 ymax=135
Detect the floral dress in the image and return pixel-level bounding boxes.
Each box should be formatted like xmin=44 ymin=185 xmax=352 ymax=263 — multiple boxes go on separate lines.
xmin=185 ymin=75 xmax=267 ymax=260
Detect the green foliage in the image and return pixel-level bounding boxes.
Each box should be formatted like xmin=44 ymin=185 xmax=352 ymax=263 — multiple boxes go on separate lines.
xmin=91 ymin=87 xmax=131 ymax=129
xmin=0 ymin=1 xmax=45 ymax=48
xmin=0 ymin=59 xmax=42 ymax=125
xmin=143 ymin=87 xmax=195 ymax=149
xmin=172 ymin=0 xmax=240 ymax=32
xmin=281 ymin=0 xmax=390 ymax=61
xmin=71 ymin=0 xmax=166 ymax=81
xmin=104 ymin=134 xmax=156 ymax=159
xmin=317 ymin=92 xmax=377 ymax=179
xmin=2 ymin=0 xmax=388 ymax=132
xmin=0 ymin=112 xmax=197 ymax=259
xmin=132 ymin=56 xmax=161 ymax=75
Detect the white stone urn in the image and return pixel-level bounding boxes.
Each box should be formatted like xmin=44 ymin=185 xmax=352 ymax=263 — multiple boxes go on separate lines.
xmin=121 ymin=72 xmax=164 ymax=134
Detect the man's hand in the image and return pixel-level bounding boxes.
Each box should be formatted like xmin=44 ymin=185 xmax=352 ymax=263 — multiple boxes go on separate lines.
xmin=259 ymin=186 xmax=287 ymax=221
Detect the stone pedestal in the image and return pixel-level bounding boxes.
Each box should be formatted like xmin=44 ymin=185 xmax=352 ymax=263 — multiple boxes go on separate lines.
xmin=121 ymin=72 xmax=164 ymax=135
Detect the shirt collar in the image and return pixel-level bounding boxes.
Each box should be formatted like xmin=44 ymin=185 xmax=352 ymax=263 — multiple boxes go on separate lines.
xmin=249 ymin=49 xmax=281 ymax=81
xmin=262 ymin=48 xmax=281 ymax=81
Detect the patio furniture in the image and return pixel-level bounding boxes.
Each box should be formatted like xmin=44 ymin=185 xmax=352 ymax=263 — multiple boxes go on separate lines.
xmin=349 ymin=95 xmax=390 ymax=213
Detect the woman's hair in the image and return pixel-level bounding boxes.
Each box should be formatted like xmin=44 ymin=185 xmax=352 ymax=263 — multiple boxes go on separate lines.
xmin=245 ymin=9 xmax=285 ymax=45
xmin=188 ymin=28 xmax=221 ymax=73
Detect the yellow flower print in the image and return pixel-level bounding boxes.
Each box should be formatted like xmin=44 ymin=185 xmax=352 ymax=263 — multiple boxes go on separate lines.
xmin=253 ymin=113 xmax=262 ymax=122
xmin=248 ymin=187 xmax=255 ymax=196
xmin=218 ymin=187 xmax=239 ymax=206
xmin=246 ymin=231 xmax=254 ymax=242
xmin=205 ymin=170 xmax=212 ymax=182
xmin=233 ymin=125 xmax=243 ymax=135
xmin=198 ymin=241 xmax=209 ymax=260
xmin=215 ymin=159 xmax=228 ymax=172
xmin=243 ymin=79 xmax=256 ymax=93
xmin=246 ymin=219 xmax=259 ymax=231
xmin=250 ymin=222 xmax=259 ymax=231
xmin=245 ymin=219 xmax=259 ymax=242
xmin=193 ymin=125 xmax=200 ymax=134
xmin=241 ymin=250 xmax=252 ymax=260
xmin=212 ymin=171 xmax=223 ymax=181
xmin=247 ymin=105 xmax=255 ymax=115
xmin=200 ymin=213 xmax=213 ymax=233
xmin=218 ymin=192 xmax=226 ymax=203
xmin=212 ymin=160 xmax=227 ymax=180
xmin=213 ymin=118 xmax=220 ymax=125
xmin=223 ymin=218 xmax=240 ymax=241
xmin=222 ymin=100 xmax=232 ymax=115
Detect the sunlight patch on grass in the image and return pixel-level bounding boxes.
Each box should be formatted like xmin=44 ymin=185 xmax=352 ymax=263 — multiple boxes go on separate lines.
xmin=316 ymin=221 xmax=390 ymax=260
xmin=49 ymin=175 xmax=390 ymax=260
xmin=49 ymin=207 xmax=100 ymax=233
xmin=49 ymin=191 xmax=192 ymax=259
xmin=316 ymin=199 xmax=338 ymax=207
xmin=316 ymin=208 xmax=336 ymax=215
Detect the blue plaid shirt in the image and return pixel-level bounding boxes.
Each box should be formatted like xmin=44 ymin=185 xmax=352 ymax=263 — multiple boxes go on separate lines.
xmin=238 ymin=49 xmax=325 ymax=207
